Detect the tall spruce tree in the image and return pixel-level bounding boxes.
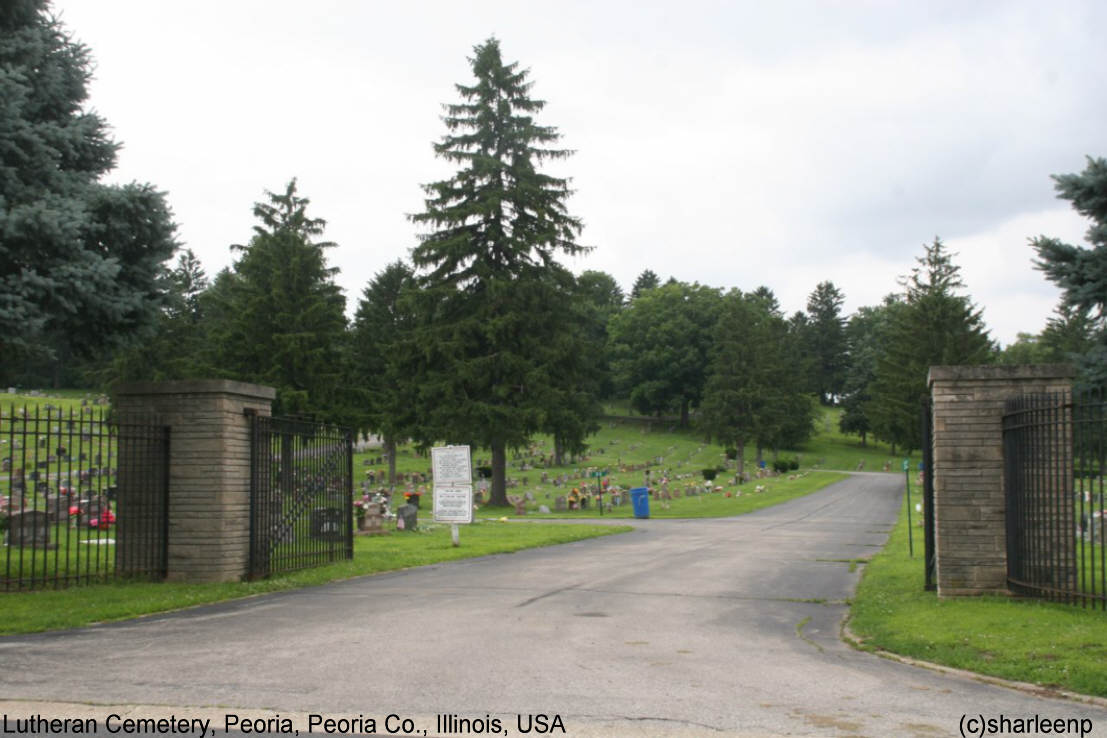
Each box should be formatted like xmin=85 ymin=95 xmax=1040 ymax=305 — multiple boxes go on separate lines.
xmin=630 ymin=269 xmax=660 ymax=299
xmin=868 ymin=239 xmax=993 ymax=452
xmin=1031 ymin=156 xmax=1107 ymax=388
xmin=352 ymin=260 xmax=420 ymax=485
xmin=408 ymin=38 xmax=589 ymax=507
xmin=213 ymin=180 xmax=349 ymax=421
xmin=805 ymin=281 xmax=848 ymax=404
xmin=0 ymin=1 xmax=177 ymax=362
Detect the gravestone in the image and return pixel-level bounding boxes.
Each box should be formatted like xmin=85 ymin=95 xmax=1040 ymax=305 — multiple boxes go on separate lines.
xmin=5 ymin=510 xmax=55 ymax=549
xmin=396 ymin=503 xmax=418 ymax=531
xmin=538 ymin=505 xmax=550 ymax=514
xmin=507 ymin=495 xmax=527 ymax=515
xmin=45 ymin=495 xmax=70 ymax=523
xmin=554 ymin=496 xmax=567 ymax=512
xmin=358 ymin=501 xmax=386 ymax=536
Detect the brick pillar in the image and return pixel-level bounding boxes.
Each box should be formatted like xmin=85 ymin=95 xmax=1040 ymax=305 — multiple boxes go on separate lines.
xmin=114 ymin=380 xmax=276 ymax=582
xmin=927 ymin=365 xmax=1073 ymax=596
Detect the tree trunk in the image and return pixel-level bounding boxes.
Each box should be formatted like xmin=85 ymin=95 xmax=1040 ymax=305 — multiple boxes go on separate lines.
xmin=385 ymin=437 xmax=397 ymax=487
xmin=736 ymin=436 xmax=745 ymax=478
xmin=860 ymin=431 xmax=867 ymax=447
xmin=680 ymin=398 xmax=689 ymax=428
xmin=489 ymin=439 xmax=508 ymax=507
xmin=554 ymin=438 xmax=564 ymax=467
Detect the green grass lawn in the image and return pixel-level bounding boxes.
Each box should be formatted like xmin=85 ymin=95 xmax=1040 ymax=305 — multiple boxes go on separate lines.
xmin=475 ymin=470 xmax=847 ymax=519
xmin=0 ymin=520 xmax=630 ymax=635
xmin=849 ymin=492 xmax=1107 ymax=698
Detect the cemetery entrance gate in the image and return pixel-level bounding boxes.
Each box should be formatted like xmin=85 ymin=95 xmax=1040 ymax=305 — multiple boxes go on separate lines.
xmin=248 ymin=415 xmax=354 ymax=578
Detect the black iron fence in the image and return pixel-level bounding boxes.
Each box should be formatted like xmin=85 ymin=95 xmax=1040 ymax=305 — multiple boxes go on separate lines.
xmin=1 ymin=403 xmax=169 ymax=591
xmin=1003 ymin=390 xmax=1106 ymax=610
xmin=249 ymin=414 xmax=353 ymax=579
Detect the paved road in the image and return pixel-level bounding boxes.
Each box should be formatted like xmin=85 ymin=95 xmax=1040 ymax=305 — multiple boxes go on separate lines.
xmin=2 ymin=474 xmax=1105 ymax=737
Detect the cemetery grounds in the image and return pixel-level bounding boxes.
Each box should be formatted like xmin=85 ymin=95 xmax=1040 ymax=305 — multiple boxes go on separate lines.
xmin=1 ymin=394 xmax=904 ymax=634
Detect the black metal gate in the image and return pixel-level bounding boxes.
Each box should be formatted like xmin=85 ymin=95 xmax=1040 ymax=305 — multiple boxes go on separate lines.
xmin=249 ymin=414 xmax=353 ymax=579
xmin=921 ymin=396 xmax=936 ymax=590
xmin=1003 ymin=390 xmax=1105 ymax=610
xmin=2 ymin=403 xmax=169 ymax=591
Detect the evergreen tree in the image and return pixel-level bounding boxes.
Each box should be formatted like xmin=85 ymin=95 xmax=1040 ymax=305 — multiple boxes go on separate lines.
xmin=868 ymin=239 xmax=993 ymax=452
xmin=630 ymin=269 xmax=660 ymax=299
xmin=805 ymin=281 xmax=848 ymax=404
xmin=408 ymin=38 xmax=589 ymax=507
xmin=1031 ymin=156 xmax=1107 ymax=388
xmin=352 ymin=260 xmax=419 ymax=485
xmin=1032 ymin=156 xmax=1107 ymax=318
xmin=0 ymin=1 xmax=177 ymax=362
xmin=1041 ymin=302 xmax=1099 ymax=363
xmin=700 ymin=290 xmax=815 ymax=473
xmin=838 ymin=300 xmax=896 ymax=445
xmin=214 ymin=180 xmax=348 ymax=421
xmin=102 ymin=249 xmax=212 ymax=383
xmin=574 ymin=270 xmax=624 ymax=399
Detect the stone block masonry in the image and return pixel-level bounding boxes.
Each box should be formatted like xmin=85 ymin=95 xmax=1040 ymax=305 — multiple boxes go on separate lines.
xmin=114 ymin=380 xmax=276 ymax=583
xmin=927 ymin=365 xmax=1073 ymax=597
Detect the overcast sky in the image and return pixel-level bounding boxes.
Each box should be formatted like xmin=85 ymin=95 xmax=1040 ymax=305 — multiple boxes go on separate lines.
xmin=52 ymin=0 xmax=1107 ymax=346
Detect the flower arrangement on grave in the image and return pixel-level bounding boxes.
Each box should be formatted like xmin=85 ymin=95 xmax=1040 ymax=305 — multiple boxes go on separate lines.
xmin=353 ymin=494 xmax=372 ymax=524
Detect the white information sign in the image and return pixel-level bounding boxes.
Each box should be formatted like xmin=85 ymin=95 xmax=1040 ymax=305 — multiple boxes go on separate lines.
xmin=433 ymin=484 xmax=474 ymax=524
xmin=431 ymin=445 xmax=472 ymax=486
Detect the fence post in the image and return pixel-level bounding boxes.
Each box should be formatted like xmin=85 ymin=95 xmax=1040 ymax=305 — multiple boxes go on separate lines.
xmin=114 ymin=380 xmax=276 ymax=583
xmin=926 ymin=365 xmax=1074 ymax=598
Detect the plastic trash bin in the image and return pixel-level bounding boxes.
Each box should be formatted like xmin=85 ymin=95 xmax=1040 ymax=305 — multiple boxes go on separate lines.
xmin=630 ymin=486 xmax=650 ymax=519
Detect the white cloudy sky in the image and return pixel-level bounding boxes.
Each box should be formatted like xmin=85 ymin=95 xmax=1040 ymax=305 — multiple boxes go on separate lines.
xmin=52 ymin=0 xmax=1106 ymax=346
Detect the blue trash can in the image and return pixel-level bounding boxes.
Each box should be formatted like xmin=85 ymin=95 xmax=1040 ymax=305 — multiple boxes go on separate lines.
xmin=630 ymin=486 xmax=650 ymax=519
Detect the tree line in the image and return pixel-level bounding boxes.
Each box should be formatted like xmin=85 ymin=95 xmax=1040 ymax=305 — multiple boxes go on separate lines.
xmin=4 ymin=3 xmax=1107 ymax=506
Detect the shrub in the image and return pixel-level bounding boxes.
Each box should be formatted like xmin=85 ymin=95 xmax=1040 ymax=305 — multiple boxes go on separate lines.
xmin=724 ymin=447 xmax=738 ymax=460
xmin=702 ymin=468 xmax=718 ymax=481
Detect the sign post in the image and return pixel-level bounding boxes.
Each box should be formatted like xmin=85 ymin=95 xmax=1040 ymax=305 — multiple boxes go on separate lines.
xmin=432 ymin=445 xmax=472 ymax=547
xmin=903 ymin=458 xmax=913 ymax=557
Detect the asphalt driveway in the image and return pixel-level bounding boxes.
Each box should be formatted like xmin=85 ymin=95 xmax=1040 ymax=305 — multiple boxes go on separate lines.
xmin=2 ymin=473 xmax=1104 ymax=737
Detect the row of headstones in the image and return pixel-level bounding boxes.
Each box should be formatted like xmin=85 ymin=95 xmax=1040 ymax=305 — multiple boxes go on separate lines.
xmin=1 ymin=493 xmax=111 ymax=524
xmin=4 ymin=468 xmax=115 ymax=487
xmin=2 ymin=454 xmax=109 ymax=471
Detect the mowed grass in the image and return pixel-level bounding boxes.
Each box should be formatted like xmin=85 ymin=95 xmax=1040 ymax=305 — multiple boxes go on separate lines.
xmin=0 ymin=520 xmax=630 ymax=635
xmin=358 ymin=408 xmax=901 ymax=514
xmin=476 ymin=470 xmax=847 ymax=519
xmin=849 ymin=492 xmax=1107 ymax=698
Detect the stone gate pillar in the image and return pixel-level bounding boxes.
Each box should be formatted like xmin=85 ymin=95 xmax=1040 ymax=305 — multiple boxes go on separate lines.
xmin=927 ymin=365 xmax=1073 ymax=597
xmin=114 ymin=380 xmax=276 ymax=582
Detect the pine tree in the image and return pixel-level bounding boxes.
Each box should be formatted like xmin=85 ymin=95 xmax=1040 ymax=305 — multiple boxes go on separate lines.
xmin=630 ymin=269 xmax=660 ymax=299
xmin=0 ymin=1 xmax=177 ymax=361
xmin=408 ymin=38 xmax=590 ymax=506
xmin=700 ymin=290 xmax=815 ymax=473
xmin=868 ymin=239 xmax=993 ymax=451
xmin=214 ymin=180 xmax=348 ymax=421
xmin=805 ymin=281 xmax=848 ymax=404
xmin=352 ymin=260 xmax=420 ymax=485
